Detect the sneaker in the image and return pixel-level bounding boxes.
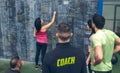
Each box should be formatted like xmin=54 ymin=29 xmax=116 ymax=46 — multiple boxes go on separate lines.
xmin=40 ymin=69 xmax=42 ymax=72
xmin=38 ymin=64 xmax=41 ymax=67
xmin=39 ymin=64 xmax=42 ymax=71
xmin=35 ymin=65 xmax=39 ymax=70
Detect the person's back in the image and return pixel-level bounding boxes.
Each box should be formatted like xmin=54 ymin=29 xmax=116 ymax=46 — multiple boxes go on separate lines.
xmin=36 ymin=31 xmax=48 ymax=43
xmin=5 ymin=56 xmax=23 ymax=73
xmin=43 ymin=43 xmax=86 ymax=73
xmin=90 ymin=14 xmax=120 ymax=73
xmin=91 ymin=29 xmax=118 ymax=71
xmin=5 ymin=69 xmax=20 ymax=73
xmin=42 ymin=23 xmax=87 ymax=73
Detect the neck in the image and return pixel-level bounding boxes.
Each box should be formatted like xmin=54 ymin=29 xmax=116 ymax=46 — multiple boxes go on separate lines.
xmin=95 ymin=27 xmax=103 ymax=32
xmin=11 ymin=67 xmax=19 ymax=71
xmin=58 ymin=39 xmax=70 ymax=43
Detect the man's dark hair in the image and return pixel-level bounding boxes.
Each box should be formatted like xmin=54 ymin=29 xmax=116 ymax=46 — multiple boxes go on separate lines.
xmin=57 ymin=23 xmax=72 ymax=41
xmin=92 ymin=14 xmax=105 ymax=29
xmin=10 ymin=56 xmax=20 ymax=68
xmin=34 ymin=17 xmax=41 ymax=32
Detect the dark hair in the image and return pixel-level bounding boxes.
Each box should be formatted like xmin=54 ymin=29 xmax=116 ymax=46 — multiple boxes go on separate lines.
xmin=87 ymin=19 xmax=92 ymax=29
xmin=10 ymin=56 xmax=20 ymax=68
xmin=57 ymin=23 xmax=72 ymax=41
xmin=34 ymin=17 xmax=41 ymax=32
xmin=92 ymin=14 xmax=105 ymax=29
xmin=87 ymin=19 xmax=95 ymax=36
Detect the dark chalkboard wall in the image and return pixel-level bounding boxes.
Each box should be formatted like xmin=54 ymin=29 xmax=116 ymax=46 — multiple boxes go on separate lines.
xmin=0 ymin=0 xmax=98 ymax=61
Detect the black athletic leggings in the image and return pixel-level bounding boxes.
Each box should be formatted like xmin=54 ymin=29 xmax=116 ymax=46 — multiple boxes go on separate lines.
xmin=35 ymin=42 xmax=47 ymax=65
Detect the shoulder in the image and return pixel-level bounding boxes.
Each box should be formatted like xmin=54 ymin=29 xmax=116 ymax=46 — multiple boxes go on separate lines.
xmin=91 ymin=30 xmax=105 ymax=39
xmin=5 ymin=69 xmax=20 ymax=73
xmin=72 ymin=46 xmax=85 ymax=55
xmin=91 ymin=33 xmax=97 ymax=39
xmin=40 ymin=26 xmax=47 ymax=32
xmin=5 ymin=69 xmax=10 ymax=73
xmin=105 ymin=29 xmax=114 ymax=33
xmin=105 ymin=29 xmax=118 ymax=37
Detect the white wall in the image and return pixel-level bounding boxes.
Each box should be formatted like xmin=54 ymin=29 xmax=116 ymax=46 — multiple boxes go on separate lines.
xmin=103 ymin=1 xmax=120 ymax=32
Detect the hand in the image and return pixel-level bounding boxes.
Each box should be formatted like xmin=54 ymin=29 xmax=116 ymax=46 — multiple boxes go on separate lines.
xmin=53 ymin=11 xmax=56 ymax=15
xmin=33 ymin=34 xmax=36 ymax=37
xmin=92 ymin=59 xmax=95 ymax=66
xmin=86 ymin=59 xmax=89 ymax=66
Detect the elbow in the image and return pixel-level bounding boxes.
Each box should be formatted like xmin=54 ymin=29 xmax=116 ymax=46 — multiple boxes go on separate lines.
xmin=97 ymin=57 xmax=103 ymax=64
xmin=115 ymin=38 xmax=120 ymax=45
xmin=114 ymin=45 xmax=120 ymax=53
xmin=33 ymin=34 xmax=36 ymax=37
xmin=49 ymin=19 xmax=54 ymax=24
xmin=94 ymin=56 xmax=103 ymax=65
xmin=96 ymin=53 xmax=103 ymax=62
xmin=98 ymin=55 xmax=103 ymax=60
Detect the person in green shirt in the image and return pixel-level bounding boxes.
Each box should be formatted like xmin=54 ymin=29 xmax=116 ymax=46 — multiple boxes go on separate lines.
xmin=90 ymin=14 xmax=120 ymax=73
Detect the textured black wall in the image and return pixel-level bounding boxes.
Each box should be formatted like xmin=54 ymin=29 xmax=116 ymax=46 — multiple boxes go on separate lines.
xmin=0 ymin=0 xmax=98 ymax=61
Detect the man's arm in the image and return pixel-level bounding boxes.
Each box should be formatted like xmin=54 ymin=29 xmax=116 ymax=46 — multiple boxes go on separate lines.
xmin=81 ymin=52 xmax=87 ymax=73
xmin=42 ymin=54 xmax=50 ymax=73
xmin=114 ymin=38 xmax=120 ymax=53
xmin=92 ymin=45 xmax=103 ymax=66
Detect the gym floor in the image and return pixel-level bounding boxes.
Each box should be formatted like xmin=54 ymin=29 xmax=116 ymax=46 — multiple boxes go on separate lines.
xmin=0 ymin=54 xmax=120 ymax=73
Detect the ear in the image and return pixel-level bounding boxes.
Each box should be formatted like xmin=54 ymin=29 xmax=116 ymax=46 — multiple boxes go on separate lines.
xmin=55 ymin=33 xmax=59 ymax=38
xmin=92 ymin=21 xmax=95 ymax=28
xmin=70 ymin=33 xmax=73 ymax=37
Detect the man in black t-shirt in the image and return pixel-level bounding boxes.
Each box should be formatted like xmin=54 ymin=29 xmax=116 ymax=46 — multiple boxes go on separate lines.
xmin=5 ymin=56 xmax=24 ymax=73
xmin=42 ymin=23 xmax=87 ymax=73
xmin=5 ymin=69 xmax=20 ymax=73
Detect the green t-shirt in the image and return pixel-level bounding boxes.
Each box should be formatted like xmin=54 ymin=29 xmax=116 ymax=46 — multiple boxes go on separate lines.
xmin=91 ymin=29 xmax=119 ymax=71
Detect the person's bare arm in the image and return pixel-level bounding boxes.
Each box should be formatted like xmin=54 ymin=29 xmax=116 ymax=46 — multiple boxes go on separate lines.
xmin=86 ymin=46 xmax=92 ymax=65
xmin=114 ymin=38 xmax=120 ymax=53
xmin=33 ymin=28 xmax=37 ymax=37
xmin=86 ymin=53 xmax=91 ymax=66
xmin=42 ymin=11 xmax=56 ymax=30
xmin=92 ymin=45 xmax=103 ymax=66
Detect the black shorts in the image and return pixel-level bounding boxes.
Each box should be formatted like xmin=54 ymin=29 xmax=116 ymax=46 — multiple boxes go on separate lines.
xmin=92 ymin=70 xmax=112 ymax=73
